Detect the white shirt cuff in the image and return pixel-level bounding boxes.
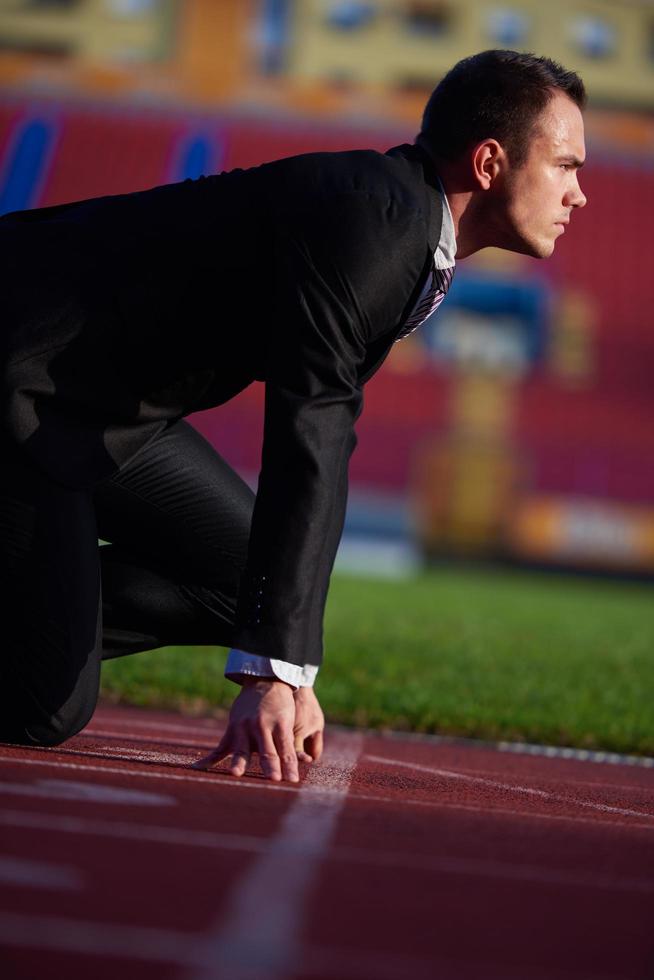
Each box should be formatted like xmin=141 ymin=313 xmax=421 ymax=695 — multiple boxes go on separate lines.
xmin=225 ymin=649 xmax=319 ymax=689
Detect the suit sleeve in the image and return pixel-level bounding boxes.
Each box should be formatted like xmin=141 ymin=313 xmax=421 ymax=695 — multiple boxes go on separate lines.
xmin=231 ymin=192 xmax=420 ymax=669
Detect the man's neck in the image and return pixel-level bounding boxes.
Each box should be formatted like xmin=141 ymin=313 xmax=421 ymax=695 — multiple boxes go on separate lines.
xmin=427 ymin=154 xmax=498 ymax=260
xmin=436 ymin=170 xmax=488 ymax=260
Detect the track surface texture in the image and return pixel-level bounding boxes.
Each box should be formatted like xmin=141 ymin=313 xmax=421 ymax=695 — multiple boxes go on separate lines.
xmin=1 ymin=704 xmax=653 ymax=980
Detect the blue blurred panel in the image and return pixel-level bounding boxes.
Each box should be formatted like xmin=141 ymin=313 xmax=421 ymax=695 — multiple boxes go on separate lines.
xmin=446 ymin=272 xmax=549 ymax=363
xmin=486 ymin=9 xmax=530 ymax=46
xmin=0 ymin=117 xmax=55 ymax=216
xmin=172 ymin=133 xmax=225 ymax=182
xmin=326 ymin=2 xmax=377 ymax=30
xmin=259 ymin=0 xmax=291 ymax=75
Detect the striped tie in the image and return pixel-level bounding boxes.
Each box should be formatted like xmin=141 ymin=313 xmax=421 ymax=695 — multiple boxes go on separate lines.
xmin=395 ymin=264 xmax=455 ymax=342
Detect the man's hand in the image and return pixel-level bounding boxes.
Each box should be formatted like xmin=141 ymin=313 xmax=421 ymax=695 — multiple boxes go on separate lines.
xmin=192 ymin=678 xmax=301 ymax=782
xmin=293 ymin=686 xmax=324 ymax=763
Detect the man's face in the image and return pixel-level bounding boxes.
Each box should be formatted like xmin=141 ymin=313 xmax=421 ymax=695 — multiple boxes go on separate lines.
xmin=494 ymin=90 xmax=587 ymax=258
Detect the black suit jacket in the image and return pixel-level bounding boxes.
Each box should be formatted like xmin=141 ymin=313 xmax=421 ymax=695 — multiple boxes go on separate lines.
xmin=1 ymin=142 xmax=444 ymax=667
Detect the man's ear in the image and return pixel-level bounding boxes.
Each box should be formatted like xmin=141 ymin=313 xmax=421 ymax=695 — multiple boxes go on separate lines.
xmin=471 ymin=139 xmax=505 ymax=191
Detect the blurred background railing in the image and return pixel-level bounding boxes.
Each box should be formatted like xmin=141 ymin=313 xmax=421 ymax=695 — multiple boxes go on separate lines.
xmin=1 ymin=0 xmax=653 ymax=579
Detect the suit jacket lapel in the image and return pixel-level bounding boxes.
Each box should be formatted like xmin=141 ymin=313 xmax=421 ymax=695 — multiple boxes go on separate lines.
xmin=385 ymin=142 xmax=444 ymax=254
xmin=357 ymin=143 xmax=446 ymax=384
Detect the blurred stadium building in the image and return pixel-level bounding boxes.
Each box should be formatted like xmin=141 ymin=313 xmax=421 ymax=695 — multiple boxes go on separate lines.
xmin=1 ymin=0 xmax=653 ymax=577
xmin=272 ymin=0 xmax=654 ymax=110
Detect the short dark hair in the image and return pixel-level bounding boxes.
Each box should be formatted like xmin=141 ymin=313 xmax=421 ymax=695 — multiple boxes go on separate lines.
xmin=418 ymin=49 xmax=587 ymax=168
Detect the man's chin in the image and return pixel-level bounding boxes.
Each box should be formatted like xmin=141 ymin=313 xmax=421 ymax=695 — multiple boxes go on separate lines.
xmin=494 ymin=230 xmax=555 ymax=260
xmin=535 ymin=241 xmax=556 ymax=259
xmin=515 ymin=236 xmax=555 ymax=260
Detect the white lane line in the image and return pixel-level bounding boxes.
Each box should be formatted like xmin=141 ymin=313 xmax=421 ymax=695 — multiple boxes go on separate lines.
xmin=24 ymin=746 xmax=195 ymax=767
xmin=91 ymin=713 xmax=654 ymax=769
xmin=0 ymin=754 xmax=298 ymax=794
xmin=86 ymin=722 xmax=654 ymax=788
xmin=82 ymin=729 xmax=217 ymax=749
xmin=364 ymin=755 xmax=654 ymax=822
xmin=0 ymin=914 xmax=437 ymax=979
xmin=2 ymin=753 xmax=654 ymax=831
xmin=0 ymin=778 xmax=175 ymax=807
xmin=186 ymin=732 xmax=363 ymax=980
xmin=2 ymin=807 xmax=653 ymax=895
xmin=0 ymin=808 xmax=269 ymax=855
xmin=496 ymin=739 xmax=654 ymax=769
xmin=0 ymin=912 xmax=197 ymax=967
xmin=89 ymin=717 xmax=220 ymax=737
xmin=0 ymin=912 xmax=626 ymax=980
xmin=372 ymin=752 xmax=654 ymax=795
xmin=0 ymin=856 xmax=83 ymax=891
xmin=345 ymin=790 xmax=654 ymax=831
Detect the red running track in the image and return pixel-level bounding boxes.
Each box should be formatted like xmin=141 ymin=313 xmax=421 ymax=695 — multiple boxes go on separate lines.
xmin=1 ymin=704 xmax=653 ymax=980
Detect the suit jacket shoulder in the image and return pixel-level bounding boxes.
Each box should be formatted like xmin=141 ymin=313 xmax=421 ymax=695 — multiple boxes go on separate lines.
xmin=253 ymin=143 xmax=443 ymax=348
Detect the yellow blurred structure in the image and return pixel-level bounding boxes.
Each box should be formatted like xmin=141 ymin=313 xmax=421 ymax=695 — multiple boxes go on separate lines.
xmin=0 ymin=0 xmax=176 ymax=63
xmin=174 ymin=0 xmax=255 ymax=99
xmin=412 ymin=373 xmax=525 ymax=557
xmin=1 ymin=0 xmax=653 ymax=113
xmin=288 ymin=0 xmax=654 ymax=110
xmin=548 ymin=288 xmax=597 ymax=386
xmin=508 ymin=496 xmax=654 ymax=573
xmin=0 ymin=0 xmax=254 ymax=102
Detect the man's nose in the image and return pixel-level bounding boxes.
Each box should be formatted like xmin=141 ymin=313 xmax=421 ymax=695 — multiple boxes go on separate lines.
xmin=569 ymin=178 xmax=587 ymax=209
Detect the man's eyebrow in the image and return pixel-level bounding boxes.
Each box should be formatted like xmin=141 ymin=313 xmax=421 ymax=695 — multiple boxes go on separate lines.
xmin=556 ymin=154 xmax=585 ymax=168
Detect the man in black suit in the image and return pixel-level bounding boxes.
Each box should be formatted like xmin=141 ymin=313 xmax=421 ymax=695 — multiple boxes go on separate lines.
xmin=0 ymin=50 xmax=587 ymax=781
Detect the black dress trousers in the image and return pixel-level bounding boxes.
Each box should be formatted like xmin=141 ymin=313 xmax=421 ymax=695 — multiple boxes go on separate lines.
xmin=0 ymin=419 xmax=254 ymax=746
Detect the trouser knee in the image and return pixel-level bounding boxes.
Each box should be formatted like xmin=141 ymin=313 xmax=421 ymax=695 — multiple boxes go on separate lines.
xmin=0 ymin=652 xmax=100 ymax=748
xmin=21 ymin=697 xmax=96 ymax=747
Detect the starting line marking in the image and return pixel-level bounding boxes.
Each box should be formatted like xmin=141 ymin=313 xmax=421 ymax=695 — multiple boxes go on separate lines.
xmin=364 ymin=755 xmax=654 ymax=822
xmin=185 ymin=732 xmax=363 ymax=980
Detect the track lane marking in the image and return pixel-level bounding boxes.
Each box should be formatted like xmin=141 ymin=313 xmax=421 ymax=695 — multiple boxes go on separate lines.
xmin=2 ymin=912 xmax=605 ymax=980
xmin=372 ymin=753 xmax=654 ymax=793
xmin=89 ymin=712 xmax=654 ymax=768
xmin=2 ymin=807 xmax=653 ymax=894
xmin=364 ymin=754 xmax=654 ymax=821
xmin=2 ymin=753 xmax=654 ymax=831
xmin=81 ymin=728 xmax=218 ymax=749
xmin=0 ymin=753 xmax=299 ymax=793
xmin=0 ymin=808 xmax=269 ymax=854
xmin=185 ymin=732 xmax=363 ymax=980
xmin=0 ymin=855 xmax=83 ymax=891
xmin=0 ymin=778 xmax=176 ymax=806
xmin=61 ymin=729 xmax=654 ymax=794
xmin=13 ymin=745 xmax=196 ymax=767
xmin=0 ymin=912 xmax=197 ymax=968
xmin=89 ymin=717 xmax=221 ymax=737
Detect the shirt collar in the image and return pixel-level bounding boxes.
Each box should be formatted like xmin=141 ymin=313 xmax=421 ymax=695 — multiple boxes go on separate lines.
xmin=434 ymin=176 xmax=456 ymax=271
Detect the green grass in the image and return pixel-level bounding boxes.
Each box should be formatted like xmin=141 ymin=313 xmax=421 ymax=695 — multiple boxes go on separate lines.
xmin=100 ymin=565 xmax=654 ymax=755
